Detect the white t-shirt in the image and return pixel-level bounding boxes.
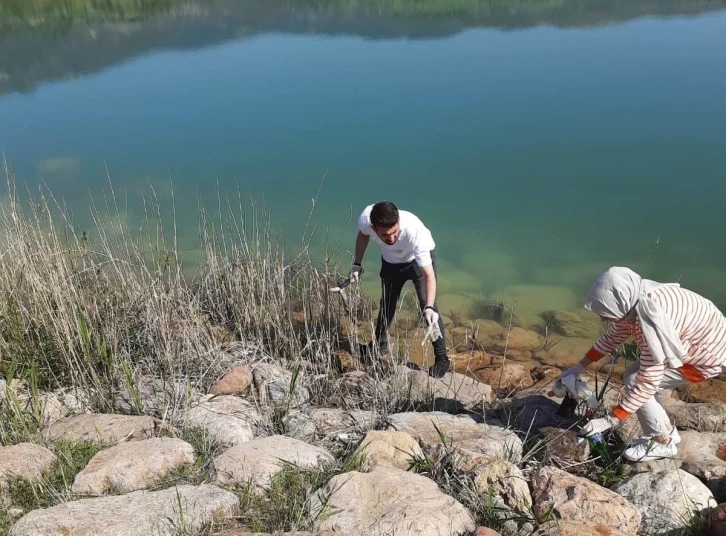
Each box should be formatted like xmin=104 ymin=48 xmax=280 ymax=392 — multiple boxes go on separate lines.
xmin=358 ymin=205 xmax=436 ymax=266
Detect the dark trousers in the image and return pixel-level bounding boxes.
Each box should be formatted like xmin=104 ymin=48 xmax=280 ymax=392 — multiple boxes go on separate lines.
xmin=374 ymin=250 xmax=448 ymax=362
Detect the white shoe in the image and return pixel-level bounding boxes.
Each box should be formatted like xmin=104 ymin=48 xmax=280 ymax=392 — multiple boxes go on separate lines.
xmin=626 ymin=427 xmax=680 ymax=446
xmin=623 ymin=439 xmax=678 ymax=462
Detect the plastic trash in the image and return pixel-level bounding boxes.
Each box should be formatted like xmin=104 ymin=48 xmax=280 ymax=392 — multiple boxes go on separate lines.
xmin=422 ymin=320 xmax=442 ymax=345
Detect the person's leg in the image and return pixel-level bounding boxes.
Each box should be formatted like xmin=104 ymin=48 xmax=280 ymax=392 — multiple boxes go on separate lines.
xmin=622 ymin=362 xmax=699 ymax=461
xmin=624 ymin=361 xmax=683 ymax=440
xmin=411 ymin=250 xmax=449 ymax=376
xmin=374 ymin=259 xmax=406 ymax=356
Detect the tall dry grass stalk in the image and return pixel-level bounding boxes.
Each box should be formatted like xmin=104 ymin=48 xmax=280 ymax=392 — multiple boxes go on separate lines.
xmin=0 ymin=161 xmax=352 ymax=418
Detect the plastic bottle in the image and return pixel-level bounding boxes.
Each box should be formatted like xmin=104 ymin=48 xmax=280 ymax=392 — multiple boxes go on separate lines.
xmin=588 ymin=432 xmax=609 ymax=462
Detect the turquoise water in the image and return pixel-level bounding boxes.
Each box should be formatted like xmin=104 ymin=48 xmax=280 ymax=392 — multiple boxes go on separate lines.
xmin=1 ymin=1 xmax=726 ymax=321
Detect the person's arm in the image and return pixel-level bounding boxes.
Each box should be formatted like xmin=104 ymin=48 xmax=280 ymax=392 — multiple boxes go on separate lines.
xmin=560 ymin=320 xmax=632 ymax=379
xmin=611 ymin=347 xmax=665 ymax=421
xmin=421 ymin=263 xmax=437 ymax=309
xmin=353 ymin=231 xmax=369 ymax=266
xmin=582 ymin=320 xmax=632 ymax=368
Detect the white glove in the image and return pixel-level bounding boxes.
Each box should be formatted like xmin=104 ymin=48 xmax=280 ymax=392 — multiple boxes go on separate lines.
xmin=350 ymin=264 xmax=362 ymax=283
xmin=424 ymin=308 xmax=439 ymax=327
xmin=559 ymin=362 xmax=584 ymax=382
xmin=580 ymin=415 xmax=618 ymax=437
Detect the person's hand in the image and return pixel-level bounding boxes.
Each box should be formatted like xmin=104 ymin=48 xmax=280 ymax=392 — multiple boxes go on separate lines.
xmin=559 ymin=362 xmax=584 ymax=382
xmin=580 ymin=415 xmax=619 ymax=437
xmin=350 ymin=263 xmax=362 ymax=283
xmin=424 ymin=307 xmax=439 ymax=326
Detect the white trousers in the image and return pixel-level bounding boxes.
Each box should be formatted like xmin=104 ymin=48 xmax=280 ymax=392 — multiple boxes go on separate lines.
xmin=623 ymin=360 xmax=689 ymax=437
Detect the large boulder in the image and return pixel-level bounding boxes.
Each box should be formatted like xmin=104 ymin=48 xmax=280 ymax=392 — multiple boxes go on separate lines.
xmin=113 ymin=376 xmax=194 ymax=417
xmin=612 ymin=469 xmax=716 ymax=535
xmin=213 ymin=435 xmax=334 ymax=490
xmin=532 ymin=521 xmax=631 ymax=536
xmin=72 ymin=438 xmax=195 ymax=495
xmin=252 ymin=363 xmax=309 ymax=408
xmin=677 ymin=430 xmax=726 ymax=500
xmin=9 ymin=484 xmax=238 ymax=536
xmin=0 ymin=444 xmax=57 ymax=490
xmin=43 ymin=414 xmax=165 ymax=444
xmin=215 ymin=529 xmax=340 ymax=536
xmin=662 ymin=396 xmax=726 ymax=433
xmin=311 ymin=466 xmax=476 ymax=535
xmin=186 ymin=395 xmax=261 ymax=448
xmin=459 ymin=455 xmax=531 ymax=512
xmin=531 ymin=466 xmax=641 ymax=534
xmin=353 ymin=430 xmax=423 ymax=471
xmin=211 ymin=366 xmax=253 ymax=395
xmin=386 ymin=411 xmax=523 ymax=463
xmin=401 ymin=369 xmax=494 ymax=413
xmin=285 ymin=408 xmax=378 ymax=443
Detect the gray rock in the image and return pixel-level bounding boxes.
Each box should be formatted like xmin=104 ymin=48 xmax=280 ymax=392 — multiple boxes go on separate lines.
xmin=72 ymin=438 xmax=195 ymax=495
xmin=400 ymin=369 xmax=494 ymax=413
xmin=386 ymin=411 xmax=523 ymax=463
xmin=532 ymin=466 xmax=641 ymax=534
xmin=0 ymin=443 xmax=57 ymax=490
xmin=285 ymin=408 xmax=378 ymax=443
xmin=311 ymin=466 xmax=476 ymax=536
xmin=353 ymin=430 xmax=423 ymax=470
xmin=531 ymin=521 xmax=632 ymax=536
xmin=662 ymin=395 xmax=726 ymax=433
xmin=186 ymin=394 xmax=261 ymax=448
xmin=43 ymin=414 xmax=165 ymax=444
xmin=213 ymin=435 xmax=334 ymax=490
xmin=678 ymin=430 xmax=726 ymax=501
xmin=252 ymin=363 xmax=309 ymax=408
xmin=459 ymin=455 xmax=532 ymax=512
xmin=611 ymin=469 xmax=716 ymax=534
xmin=9 ymin=484 xmax=238 ymax=536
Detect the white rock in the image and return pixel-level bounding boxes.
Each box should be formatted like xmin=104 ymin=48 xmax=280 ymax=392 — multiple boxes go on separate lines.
xmin=72 ymin=438 xmax=195 ymax=495
xmin=678 ymin=430 xmax=726 ymax=498
xmin=532 ymin=466 xmax=641 ymax=534
xmin=186 ymin=394 xmax=261 ymax=448
xmin=312 ymin=466 xmax=475 ymax=536
xmin=213 ymin=435 xmax=334 ymax=490
xmin=42 ymin=414 xmax=164 ymax=444
xmin=612 ymin=469 xmax=716 ymax=534
xmin=459 ymin=456 xmax=532 ymax=512
xmin=9 ymin=484 xmax=238 ymax=536
xmin=386 ymin=411 xmax=523 ymax=463
xmin=353 ymin=430 xmax=423 ymax=470
xmin=0 ymin=443 xmax=57 ymax=489
xmin=252 ymin=363 xmax=309 ymax=408
xmin=398 ymin=369 xmax=494 ymax=413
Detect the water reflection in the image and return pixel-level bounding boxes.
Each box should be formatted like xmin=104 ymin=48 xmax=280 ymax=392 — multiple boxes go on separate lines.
xmin=2 ymin=0 xmax=725 ymax=94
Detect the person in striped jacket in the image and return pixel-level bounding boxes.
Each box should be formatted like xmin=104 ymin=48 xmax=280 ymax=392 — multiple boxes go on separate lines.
xmin=559 ymin=266 xmax=726 ymax=461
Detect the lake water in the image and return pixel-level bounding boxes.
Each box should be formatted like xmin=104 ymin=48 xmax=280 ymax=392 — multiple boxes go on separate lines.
xmin=1 ymin=0 xmax=726 ymax=327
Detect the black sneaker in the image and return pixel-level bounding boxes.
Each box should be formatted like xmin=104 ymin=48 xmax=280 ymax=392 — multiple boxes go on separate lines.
xmin=428 ymin=357 xmax=450 ymax=378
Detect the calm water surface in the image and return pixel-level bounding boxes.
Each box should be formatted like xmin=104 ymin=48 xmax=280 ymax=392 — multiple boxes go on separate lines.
xmin=1 ymin=0 xmax=725 ymax=322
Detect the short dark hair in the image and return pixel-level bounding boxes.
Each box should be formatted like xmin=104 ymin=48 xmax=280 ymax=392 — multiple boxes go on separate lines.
xmin=370 ymin=201 xmax=399 ymax=228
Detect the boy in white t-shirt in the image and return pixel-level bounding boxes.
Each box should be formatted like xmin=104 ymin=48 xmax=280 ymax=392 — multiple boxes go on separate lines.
xmin=349 ymin=201 xmax=450 ymax=377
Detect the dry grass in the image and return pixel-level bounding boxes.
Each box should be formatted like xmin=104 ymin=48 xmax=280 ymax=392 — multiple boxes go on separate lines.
xmin=0 ymin=162 xmax=445 ymax=448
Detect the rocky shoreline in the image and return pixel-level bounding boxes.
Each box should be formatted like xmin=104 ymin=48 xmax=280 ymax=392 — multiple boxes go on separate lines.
xmin=2 ymin=338 xmax=725 ymax=536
